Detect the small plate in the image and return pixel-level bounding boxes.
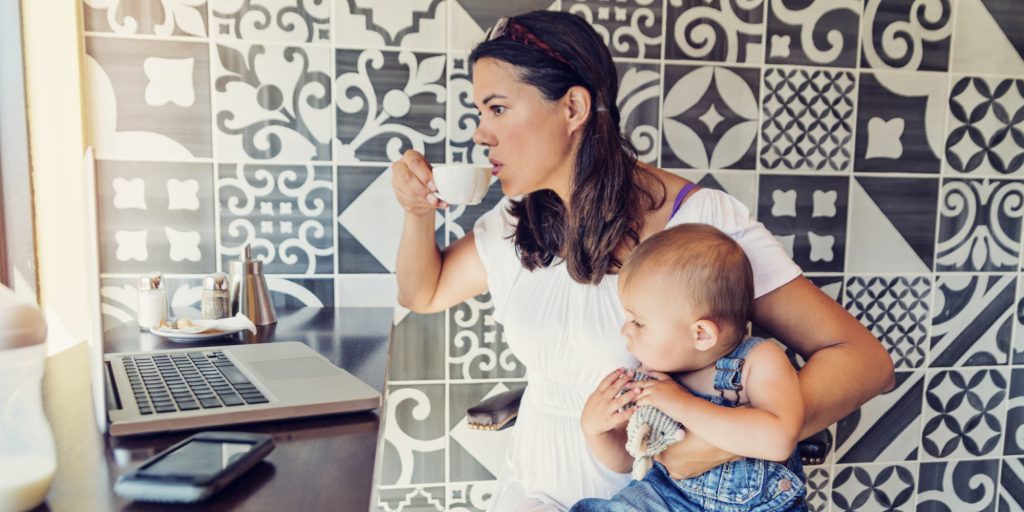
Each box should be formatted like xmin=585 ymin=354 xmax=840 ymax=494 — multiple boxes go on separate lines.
xmin=149 ymin=326 xmax=244 ymax=343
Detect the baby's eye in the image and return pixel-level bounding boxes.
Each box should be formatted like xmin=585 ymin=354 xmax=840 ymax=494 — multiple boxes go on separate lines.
xmin=630 ymin=319 xmax=644 ymax=328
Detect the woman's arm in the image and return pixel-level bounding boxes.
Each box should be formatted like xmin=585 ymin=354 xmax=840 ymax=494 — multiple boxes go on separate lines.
xmin=755 ymin=276 xmax=895 ymax=438
xmin=393 ymin=150 xmax=488 ymax=312
xmin=655 ymin=276 xmax=895 ymax=478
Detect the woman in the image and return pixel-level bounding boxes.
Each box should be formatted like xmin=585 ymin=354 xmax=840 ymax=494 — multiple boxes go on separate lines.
xmin=391 ymin=11 xmax=894 ymax=511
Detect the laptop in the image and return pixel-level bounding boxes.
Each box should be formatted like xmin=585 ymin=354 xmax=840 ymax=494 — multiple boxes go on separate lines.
xmin=82 ymin=149 xmax=381 ymax=437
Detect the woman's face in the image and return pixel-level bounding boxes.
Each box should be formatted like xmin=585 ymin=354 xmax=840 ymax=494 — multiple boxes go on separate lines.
xmin=471 ymin=58 xmax=576 ymax=198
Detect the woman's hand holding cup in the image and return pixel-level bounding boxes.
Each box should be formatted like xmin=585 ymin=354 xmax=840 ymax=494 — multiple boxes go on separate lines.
xmin=392 ymin=149 xmax=448 ymax=215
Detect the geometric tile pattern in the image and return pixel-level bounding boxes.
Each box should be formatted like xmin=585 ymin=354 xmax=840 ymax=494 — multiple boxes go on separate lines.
xmin=831 ymin=464 xmax=916 ymax=511
xmin=78 ymin=2 xmax=1024 ymax=509
xmin=930 ymin=274 xmax=1014 ymax=367
xmin=922 ymin=369 xmax=1008 ymax=459
xmin=944 ymin=77 xmax=1024 ymax=175
xmin=834 ymin=372 xmax=924 ymax=463
xmin=844 ymin=277 xmax=930 ymax=369
xmin=759 ymin=67 xmax=856 ymax=172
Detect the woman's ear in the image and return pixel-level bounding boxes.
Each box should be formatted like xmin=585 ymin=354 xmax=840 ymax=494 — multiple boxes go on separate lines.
xmin=691 ymin=320 xmax=719 ymax=352
xmin=563 ymin=85 xmax=592 ymax=134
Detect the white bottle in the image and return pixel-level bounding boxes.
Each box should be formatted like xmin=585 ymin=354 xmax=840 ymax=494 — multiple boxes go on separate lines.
xmin=136 ymin=273 xmax=167 ymax=331
xmin=0 ymin=284 xmax=56 ymax=512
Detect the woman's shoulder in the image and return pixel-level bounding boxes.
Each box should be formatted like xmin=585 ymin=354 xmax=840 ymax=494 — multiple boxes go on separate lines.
xmin=666 ymin=187 xmax=753 ymax=231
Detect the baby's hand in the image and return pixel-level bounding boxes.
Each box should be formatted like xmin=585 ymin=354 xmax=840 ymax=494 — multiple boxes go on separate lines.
xmin=581 ymin=368 xmax=641 ymax=439
xmin=633 ymin=371 xmax=692 ymax=416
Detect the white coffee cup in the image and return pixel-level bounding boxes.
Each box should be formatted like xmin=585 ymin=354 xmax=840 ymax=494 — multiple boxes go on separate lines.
xmin=432 ymin=164 xmax=492 ymax=205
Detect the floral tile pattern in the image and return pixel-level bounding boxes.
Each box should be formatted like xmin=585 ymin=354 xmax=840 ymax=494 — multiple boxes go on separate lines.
xmin=337 ymin=0 xmax=447 ymax=51
xmin=211 ymin=0 xmax=330 ymax=43
xmin=845 ymin=277 xmax=930 ymax=369
xmin=917 ymin=459 xmax=999 ymax=511
xmin=85 ymin=37 xmax=212 ymax=160
xmin=944 ymin=77 xmax=1024 ymax=176
xmin=757 ymin=174 xmax=849 ymax=272
xmin=859 ymin=0 xmax=953 ymax=71
xmin=831 ymin=463 xmax=917 ymax=511
xmin=935 ymin=179 xmax=1024 ymax=272
xmin=83 ymin=0 xmax=208 ymax=37
xmin=214 ymin=43 xmax=333 ymax=161
xmin=854 ymin=71 xmax=946 ymax=174
xmin=766 ymin=0 xmax=862 ymax=68
xmin=335 ymin=49 xmax=447 ymax=164
xmin=930 ymin=274 xmax=1013 ymax=367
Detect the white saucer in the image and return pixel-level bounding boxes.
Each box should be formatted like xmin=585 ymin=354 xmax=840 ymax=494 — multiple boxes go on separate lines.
xmin=149 ymin=326 xmax=245 ymax=343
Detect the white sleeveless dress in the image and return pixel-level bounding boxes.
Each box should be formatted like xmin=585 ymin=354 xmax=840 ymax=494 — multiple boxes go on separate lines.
xmin=472 ymin=189 xmax=802 ymax=511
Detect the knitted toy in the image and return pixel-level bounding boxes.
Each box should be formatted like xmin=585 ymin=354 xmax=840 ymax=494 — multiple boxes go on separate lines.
xmin=621 ymin=370 xmax=686 ymax=480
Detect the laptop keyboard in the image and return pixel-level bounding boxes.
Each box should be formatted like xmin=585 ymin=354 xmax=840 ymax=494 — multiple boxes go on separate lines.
xmin=120 ymin=351 xmax=269 ymax=415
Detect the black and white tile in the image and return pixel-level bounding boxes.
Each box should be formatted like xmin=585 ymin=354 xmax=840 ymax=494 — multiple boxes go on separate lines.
xmin=999 ymin=458 xmax=1024 ymax=511
xmin=213 ymin=43 xmax=333 ymax=161
xmin=930 ymin=274 xmax=1013 ymax=367
xmin=562 ymin=0 xmax=663 ymax=60
xmin=378 ymin=383 xmax=447 ymax=486
xmin=766 ymin=0 xmax=861 ymax=68
xmin=1016 ymin=281 xmax=1024 ymax=364
xmin=336 ymin=0 xmax=446 ymax=52
xmin=831 ymin=463 xmax=917 ymax=511
xmin=834 ymin=372 xmax=924 ymax=463
xmin=337 ymin=165 xmax=444 ymax=274
xmin=854 ymin=72 xmax=946 ymax=174
xmin=615 ymin=61 xmax=661 ymax=165
xmin=448 ymin=482 xmax=496 ymax=512
xmin=922 ymin=368 xmax=1008 ymax=459
xmin=448 ymin=382 xmax=524 ymax=482
xmin=390 ymin=312 xmax=446 ymax=382
xmin=760 ymin=67 xmax=856 ymax=172
xmin=449 ymin=293 xmax=524 ymax=380
xmin=944 ymin=77 xmax=1024 ymax=176
xmin=845 ymin=277 xmax=930 ymax=369
xmin=1004 ymin=369 xmax=1024 ymax=456
xmin=85 ymin=37 xmax=212 ymax=160
xmin=672 ymin=170 xmax=757 ymax=213
xmin=83 ymin=0 xmax=208 ymax=37
xmin=211 ymin=0 xmax=330 ymax=43
xmin=450 ymin=0 xmax=559 ymax=52
xmin=951 ymin=0 xmax=1024 ymax=75
xmin=805 ymin=467 xmax=830 ymax=512
xmin=847 ymin=177 xmax=938 ymax=273
xmin=664 ymin=0 xmax=764 ymax=64
xmin=935 ymin=179 xmax=1024 ymax=272
xmin=661 ymin=65 xmax=760 ymax=171
xmin=757 ymin=175 xmax=849 ymax=272
xmin=96 ymin=160 xmax=216 ymax=275
xmin=218 ymin=163 xmax=334 ymax=274
xmin=376 ymin=486 xmax=446 ymax=512
xmin=447 ymin=54 xmax=488 ymax=166
xmin=335 ymin=49 xmax=446 ymax=164
xmin=859 ymin=0 xmax=952 ymax=71
xmin=917 ymin=459 xmax=999 ymax=512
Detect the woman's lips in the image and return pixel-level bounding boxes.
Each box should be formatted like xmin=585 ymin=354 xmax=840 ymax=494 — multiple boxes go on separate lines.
xmin=491 ymin=165 xmax=502 ymax=177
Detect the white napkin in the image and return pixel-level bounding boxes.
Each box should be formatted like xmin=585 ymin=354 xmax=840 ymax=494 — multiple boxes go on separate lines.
xmin=155 ymin=313 xmax=257 ymax=335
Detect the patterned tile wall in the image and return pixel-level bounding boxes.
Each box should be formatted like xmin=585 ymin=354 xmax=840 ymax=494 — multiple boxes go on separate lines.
xmin=80 ymin=1 xmax=1024 ymax=510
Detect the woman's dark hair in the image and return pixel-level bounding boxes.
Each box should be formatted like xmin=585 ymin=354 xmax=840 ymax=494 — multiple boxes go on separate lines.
xmin=469 ymin=11 xmax=663 ymax=284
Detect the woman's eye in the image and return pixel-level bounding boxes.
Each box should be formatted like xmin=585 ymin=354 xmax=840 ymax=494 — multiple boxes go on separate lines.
xmin=491 ymin=105 xmax=506 ymax=115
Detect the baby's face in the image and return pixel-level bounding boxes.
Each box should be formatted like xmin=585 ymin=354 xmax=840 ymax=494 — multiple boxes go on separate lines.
xmin=618 ymin=276 xmax=701 ymax=373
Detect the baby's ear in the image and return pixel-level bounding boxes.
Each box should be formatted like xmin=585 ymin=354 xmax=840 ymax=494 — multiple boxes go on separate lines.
xmin=692 ymin=319 xmax=719 ymax=351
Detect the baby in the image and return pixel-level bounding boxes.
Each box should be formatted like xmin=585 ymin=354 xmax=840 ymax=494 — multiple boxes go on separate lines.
xmin=575 ymin=223 xmax=807 ymax=511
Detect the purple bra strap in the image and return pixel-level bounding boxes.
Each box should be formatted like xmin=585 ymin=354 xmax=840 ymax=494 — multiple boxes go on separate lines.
xmin=669 ymin=182 xmax=699 ymax=219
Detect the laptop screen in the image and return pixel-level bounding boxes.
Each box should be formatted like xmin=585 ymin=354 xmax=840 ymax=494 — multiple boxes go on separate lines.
xmin=83 ymin=147 xmax=108 ymax=434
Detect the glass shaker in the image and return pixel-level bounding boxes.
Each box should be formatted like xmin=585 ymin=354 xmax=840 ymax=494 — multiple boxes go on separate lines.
xmin=201 ymin=272 xmax=230 ymax=320
xmin=136 ymin=273 xmax=167 ymax=331
xmin=0 ymin=284 xmax=56 ymax=511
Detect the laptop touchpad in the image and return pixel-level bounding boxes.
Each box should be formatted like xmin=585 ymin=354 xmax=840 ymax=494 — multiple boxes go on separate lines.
xmin=248 ymin=357 xmax=339 ymax=380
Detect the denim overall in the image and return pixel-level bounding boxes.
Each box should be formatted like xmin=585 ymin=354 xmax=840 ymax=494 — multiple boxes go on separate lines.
xmin=572 ymin=338 xmax=808 ymax=512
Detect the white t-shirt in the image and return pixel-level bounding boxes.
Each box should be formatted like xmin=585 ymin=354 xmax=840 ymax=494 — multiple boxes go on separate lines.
xmin=473 ymin=188 xmax=802 ymax=511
